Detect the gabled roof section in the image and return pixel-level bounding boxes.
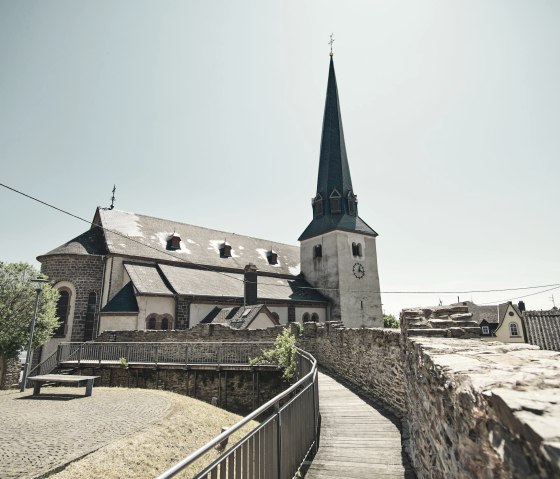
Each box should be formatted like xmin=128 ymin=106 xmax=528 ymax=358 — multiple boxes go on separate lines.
xmin=96 ymin=208 xmax=301 ymax=276
xmin=124 ymin=264 xmax=173 ymax=296
xmin=205 ymin=304 xmax=279 ymax=330
xmin=299 ymin=215 xmax=377 ymax=241
xmin=38 ymin=225 xmax=107 ymax=260
xmin=523 ymin=308 xmax=560 ymax=351
xmin=101 ymin=282 xmax=139 ymax=313
xmin=158 ymin=264 xmax=328 ymax=303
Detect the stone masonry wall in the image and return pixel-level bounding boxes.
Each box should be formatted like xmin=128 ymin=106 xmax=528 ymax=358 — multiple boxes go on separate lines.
xmin=298 ymin=322 xmax=406 ymax=417
xmin=399 ymin=306 xmax=560 ymax=479
xmin=40 ymin=255 xmax=104 ymax=341
xmin=96 ymin=322 xmax=298 ymax=343
xmin=0 ymin=356 xmax=20 ymax=390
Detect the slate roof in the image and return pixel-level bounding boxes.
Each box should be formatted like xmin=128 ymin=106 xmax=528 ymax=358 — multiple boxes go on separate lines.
xmin=298 ymin=57 xmax=377 ymax=241
xmin=124 ymin=264 xmax=173 ymax=296
xmin=38 ymin=226 xmax=107 ymax=258
xmin=523 ymin=308 xmax=560 ymax=351
xmin=204 ymin=304 xmax=278 ymax=330
xmin=101 ymin=282 xmax=139 ymax=313
xmin=158 ymin=264 xmax=327 ymax=303
xmin=95 ymin=209 xmax=301 ymax=276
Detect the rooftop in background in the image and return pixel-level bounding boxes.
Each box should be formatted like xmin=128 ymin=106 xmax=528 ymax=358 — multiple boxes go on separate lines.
xmin=523 ymin=307 xmax=560 ymax=352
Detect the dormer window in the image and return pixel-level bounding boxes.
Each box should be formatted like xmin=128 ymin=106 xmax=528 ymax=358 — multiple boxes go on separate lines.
xmin=314 ymin=244 xmax=322 ymax=258
xmin=348 ymin=191 xmax=358 ymax=216
xmin=329 ymin=189 xmax=342 ymax=214
xmin=312 ymin=194 xmax=324 ymax=218
xmin=219 ymin=241 xmax=232 ymax=258
xmin=167 ymin=232 xmax=181 ymax=250
xmin=267 ymin=250 xmax=278 ymax=265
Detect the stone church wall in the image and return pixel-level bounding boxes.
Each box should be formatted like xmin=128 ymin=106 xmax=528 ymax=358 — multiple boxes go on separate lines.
xmin=0 ymin=356 xmax=21 ymax=390
xmin=40 ymin=255 xmax=104 ymax=342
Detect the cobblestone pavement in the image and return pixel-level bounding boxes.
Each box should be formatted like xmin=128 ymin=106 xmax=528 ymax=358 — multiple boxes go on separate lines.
xmin=0 ymin=387 xmax=172 ymax=479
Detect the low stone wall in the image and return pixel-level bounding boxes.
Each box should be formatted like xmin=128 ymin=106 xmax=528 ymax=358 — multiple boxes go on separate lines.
xmin=74 ymin=365 xmax=284 ymax=415
xmin=96 ymin=323 xmax=295 ymax=342
xmin=299 ymin=322 xmax=406 ymax=417
xmin=404 ymin=336 xmax=560 ymax=478
xmin=0 ymin=356 xmax=20 ymax=390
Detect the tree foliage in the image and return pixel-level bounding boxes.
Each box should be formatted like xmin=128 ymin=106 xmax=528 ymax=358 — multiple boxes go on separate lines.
xmin=383 ymin=314 xmax=400 ymax=329
xmin=0 ymin=262 xmax=60 ymax=358
xmin=250 ymin=327 xmax=299 ymax=380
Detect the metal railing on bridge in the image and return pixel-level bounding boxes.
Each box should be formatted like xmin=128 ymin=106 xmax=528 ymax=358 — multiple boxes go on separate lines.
xmin=155 ymin=348 xmax=319 ymax=479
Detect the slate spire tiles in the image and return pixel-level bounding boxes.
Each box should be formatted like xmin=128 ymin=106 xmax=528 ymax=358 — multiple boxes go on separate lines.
xmin=299 ymin=57 xmax=378 ymax=241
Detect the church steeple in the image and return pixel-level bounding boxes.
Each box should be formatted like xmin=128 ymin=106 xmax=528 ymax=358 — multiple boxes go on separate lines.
xmin=299 ymin=57 xmax=378 ymax=241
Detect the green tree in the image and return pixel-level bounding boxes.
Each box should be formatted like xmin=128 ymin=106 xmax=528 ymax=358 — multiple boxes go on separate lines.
xmin=250 ymin=327 xmax=299 ymax=380
xmin=0 ymin=262 xmax=60 ymax=359
xmin=383 ymin=314 xmax=400 ymax=329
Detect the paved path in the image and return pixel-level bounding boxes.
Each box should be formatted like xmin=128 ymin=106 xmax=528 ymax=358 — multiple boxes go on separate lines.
xmin=305 ymin=372 xmax=414 ymax=479
xmin=0 ymin=387 xmax=172 ymax=479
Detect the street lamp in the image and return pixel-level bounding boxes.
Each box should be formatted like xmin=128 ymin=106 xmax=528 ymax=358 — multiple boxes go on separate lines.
xmin=20 ymin=278 xmax=50 ymax=392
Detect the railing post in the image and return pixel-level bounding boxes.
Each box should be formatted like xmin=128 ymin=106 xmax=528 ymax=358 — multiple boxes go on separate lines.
xmin=184 ymin=343 xmax=188 ymax=367
xmin=154 ymin=344 xmax=159 ymax=367
xmin=125 ymin=344 xmax=129 ymax=364
xmin=311 ymin=371 xmax=318 ymax=454
xmin=275 ymin=401 xmax=282 ymax=479
xmin=98 ymin=344 xmax=103 ymax=366
xmin=56 ymin=345 xmax=62 ymax=365
xmin=78 ymin=344 xmax=83 ymax=366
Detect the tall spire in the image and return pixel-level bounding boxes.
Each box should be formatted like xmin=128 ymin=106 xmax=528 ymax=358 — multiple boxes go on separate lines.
xmin=299 ymin=56 xmax=377 ymax=241
xmin=316 ymin=56 xmax=353 ymax=205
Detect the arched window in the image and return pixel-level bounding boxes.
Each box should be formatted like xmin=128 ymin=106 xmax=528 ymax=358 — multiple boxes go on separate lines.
xmin=329 ymin=189 xmax=342 ymax=214
xmin=509 ymin=322 xmax=520 ymax=337
xmin=311 ymin=313 xmax=319 ymax=322
xmin=54 ymin=290 xmax=70 ymax=337
xmin=161 ymin=317 xmax=169 ymax=330
xmin=302 ymin=312 xmax=310 ymax=322
xmin=84 ymin=292 xmax=96 ymax=341
xmin=148 ymin=317 xmax=157 ymax=329
xmin=313 ymin=194 xmax=324 ymax=218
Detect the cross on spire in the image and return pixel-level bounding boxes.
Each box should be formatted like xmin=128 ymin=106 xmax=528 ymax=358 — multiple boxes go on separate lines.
xmin=109 ymin=185 xmax=116 ymax=210
xmin=329 ymin=33 xmax=335 ymax=56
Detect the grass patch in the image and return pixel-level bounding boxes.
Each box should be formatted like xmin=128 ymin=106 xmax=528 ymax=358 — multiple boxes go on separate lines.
xmin=48 ymin=389 xmax=257 ymax=478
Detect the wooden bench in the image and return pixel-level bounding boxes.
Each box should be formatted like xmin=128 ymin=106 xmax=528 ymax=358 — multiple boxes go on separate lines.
xmin=28 ymin=374 xmax=100 ymax=397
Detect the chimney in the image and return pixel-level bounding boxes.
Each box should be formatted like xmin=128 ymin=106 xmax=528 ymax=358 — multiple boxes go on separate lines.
xmin=244 ymin=263 xmax=258 ymax=306
xmin=518 ymin=301 xmax=526 ymax=313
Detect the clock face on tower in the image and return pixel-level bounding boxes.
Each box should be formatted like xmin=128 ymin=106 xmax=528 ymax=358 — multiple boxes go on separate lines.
xmin=353 ymin=262 xmax=365 ymax=279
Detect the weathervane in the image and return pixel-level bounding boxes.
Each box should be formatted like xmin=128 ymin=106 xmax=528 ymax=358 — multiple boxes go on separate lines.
xmin=109 ymin=185 xmax=116 ymax=210
xmin=329 ymin=33 xmax=335 ymax=57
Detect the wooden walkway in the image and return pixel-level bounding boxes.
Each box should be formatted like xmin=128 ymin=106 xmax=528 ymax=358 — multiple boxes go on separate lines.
xmin=305 ymin=372 xmax=414 ymax=479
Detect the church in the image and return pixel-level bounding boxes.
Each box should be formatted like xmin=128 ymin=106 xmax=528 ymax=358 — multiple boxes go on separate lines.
xmin=37 ymin=55 xmax=383 ymax=362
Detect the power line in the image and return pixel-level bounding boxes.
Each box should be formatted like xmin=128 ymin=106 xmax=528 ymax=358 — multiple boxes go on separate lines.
xmin=2 ymin=182 xmax=558 ymax=302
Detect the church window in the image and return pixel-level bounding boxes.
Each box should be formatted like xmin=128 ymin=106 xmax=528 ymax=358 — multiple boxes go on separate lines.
xmin=311 ymin=312 xmax=319 ymax=322
xmin=348 ymin=192 xmax=358 ymax=216
xmin=352 ymin=243 xmax=362 ymax=257
xmin=509 ymin=322 xmax=520 ymax=337
xmin=54 ymin=290 xmax=70 ymax=337
xmin=313 ymin=194 xmax=324 ymax=218
xmin=146 ymin=314 xmax=174 ymax=330
xmin=161 ymin=317 xmax=169 ymax=330
xmin=267 ymin=250 xmax=278 ymax=265
xmin=314 ymin=245 xmax=322 ymax=258
xmin=147 ymin=317 xmax=156 ymax=329
xmin=167 ymin=233 xmax=181 ymax=251
xmin=220 ymin=242 xmax=232 ymax=258
xmin=302 ymin=312 xmax=311 ymax=322
xmin=84 ymin=292 xmax=96 ymax=341
xmin=329 ymin=189 xmax=342 ymax=214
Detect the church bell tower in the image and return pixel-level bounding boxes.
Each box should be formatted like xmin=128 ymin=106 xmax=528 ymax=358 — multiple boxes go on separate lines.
xmin=299 ymin=54 xmax=383 ymax=328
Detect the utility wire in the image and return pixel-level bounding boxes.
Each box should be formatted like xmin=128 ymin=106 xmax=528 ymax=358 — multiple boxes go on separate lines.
xmin=2 ymin=182 xmax=558 ymax=302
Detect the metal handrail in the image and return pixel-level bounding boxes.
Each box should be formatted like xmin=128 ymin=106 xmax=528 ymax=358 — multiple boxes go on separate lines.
xmin=155 ymin=348 xmax=319 ymax=479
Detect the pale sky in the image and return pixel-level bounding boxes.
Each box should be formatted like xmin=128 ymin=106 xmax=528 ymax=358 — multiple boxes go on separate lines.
xmin=1 ymin=1 xmax=559 ymax=316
